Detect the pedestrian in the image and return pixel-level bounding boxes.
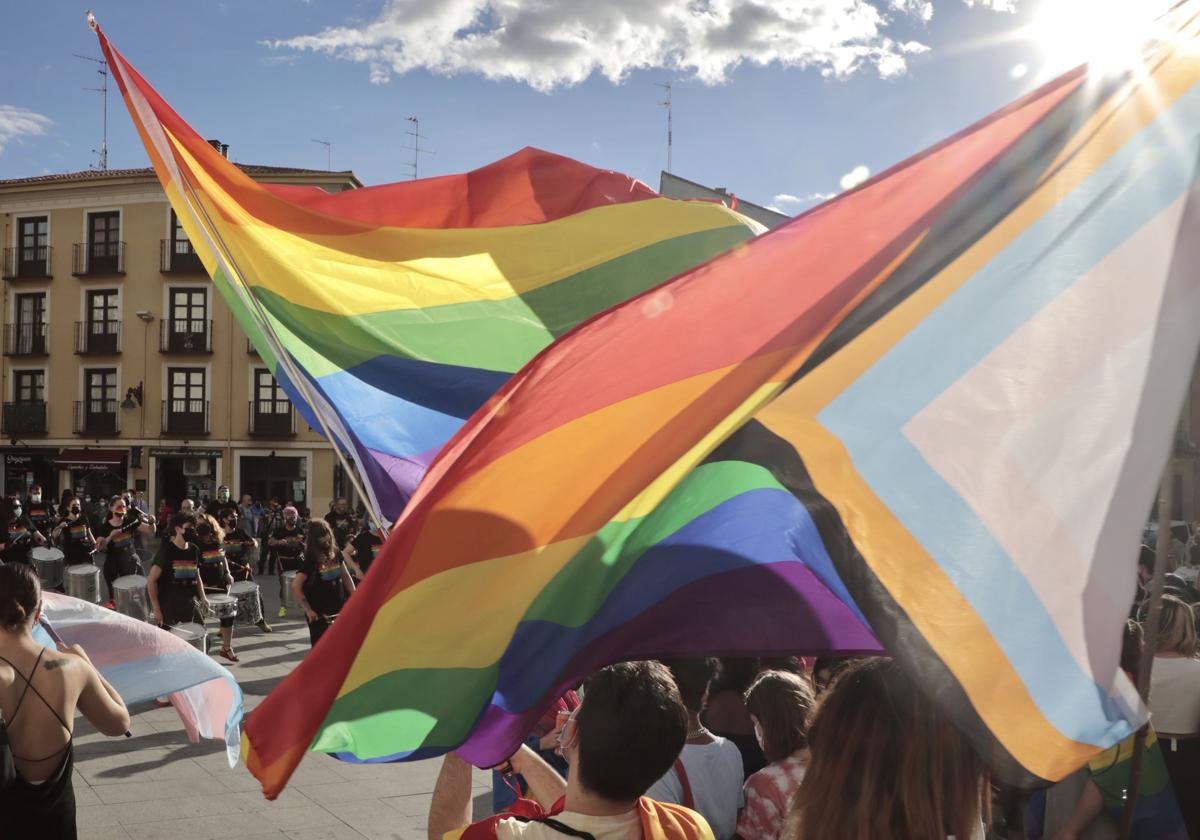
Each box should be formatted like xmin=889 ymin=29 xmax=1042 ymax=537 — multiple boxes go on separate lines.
xmin=2 ymin=495 xmax=47 ymax=566
xmin=736 ymin=670 xmax=815 ymax=840
xmin=347 ymin=523 xmax=385 ymax=579
xmin=704 ymin=658 xmax=767 ymax=778
xmin=52 ymin=497 xmax=96 ymax=569
xmin=217 ymin=509 xmax=271 ymax=633
xmin=23 ymin=485 xmax=57 ymax=542
xmin=292 ymin=519 xmax=355 ymax=647
xmin=647 ymin=658 xmax=745 ymax=840
xmin=269 ymin=506 xmax=305 ymax=617
xmin=427 ymin=661 xmax=712 ymax=840
xmin=783 ymin=657 xmax=988 ymax=840
xmin=146 ymin=513 xmax=209 ymax=629
xmin=324 ymin=498 xmax=356 ymax=550
xmin=194 ymin=515 xmax=239 ymax=662
xmin=1148 ymin=595 xmax=1200 ymax=838
xmin=207 ymin=485 xmax=238 ymax=524
xmin=94 ymin=496 xmax=154 ymax=607
xmin=0 ymin=562 xmax=131 ymax=838
xmin=257 ymin=498 xmax=282 ymax=576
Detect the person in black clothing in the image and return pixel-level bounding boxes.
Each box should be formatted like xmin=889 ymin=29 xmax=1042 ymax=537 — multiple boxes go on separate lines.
xmin=1 ymin=496 xmax=47 ymax=566
xmin=146 ymin=513 xmax=209 ymax=628
xmin=347 ymin=526 xmax=385 ymax=580
xmin=292 ymin=519 xmax=355 ymax=647
xmin=23 ymin=486 xmax=56 ymax=541
xmin=94 ymin=497 xmax=155 ymax=607
xmin=51 ymin=497 xmax=96 ymax=569
xmin=0 ymin=562 xmax=131 ymax=839
xmin=269 ymin=506 xmax=305 ymax=618
xmin=206 ymin=485 xmax=238 ymax=526
xmin=324 ymin=498 xmax=357 ymax=550
xmin=194 ymin=515 xmax=239 ymax=662
xmin=217 ymin=509 xmax=271 ymax=634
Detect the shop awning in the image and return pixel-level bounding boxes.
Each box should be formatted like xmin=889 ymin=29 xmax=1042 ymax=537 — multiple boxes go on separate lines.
xmin=54 ymin=449 xmax=126 ymax=471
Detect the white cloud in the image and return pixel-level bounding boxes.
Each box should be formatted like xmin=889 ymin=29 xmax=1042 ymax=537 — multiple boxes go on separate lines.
xmin=839 ymin=164 xmax=871 ymax=190
xmin=773 ymin=191 xmax=836 ymax=207
xmin=962 ymin=0 xmax=1019 ymax=11
xmin=0 ymin=105 xmax=51 ymax=156
xmin=264 ymin=0 xmax=938 ymax=92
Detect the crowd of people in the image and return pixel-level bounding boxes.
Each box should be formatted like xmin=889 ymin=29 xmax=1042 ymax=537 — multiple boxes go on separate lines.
xmin=0 ymin=484 xmax=375 ymax=657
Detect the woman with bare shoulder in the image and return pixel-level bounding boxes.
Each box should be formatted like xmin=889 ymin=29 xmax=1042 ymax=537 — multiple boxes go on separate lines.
xmin=0 ymin=562 xmax=131 ymax=838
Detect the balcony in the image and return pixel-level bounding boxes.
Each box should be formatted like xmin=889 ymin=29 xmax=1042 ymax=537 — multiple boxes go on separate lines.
xmin=74 ymin=320 xmax=121 ymax=355
xmin=161 ymin=239 xmax=205 ymax=273
xmin=72 ymin=242 xmax=125 ymax=276
xmin=2 ymin=246 xmax=53 ymax=280
xmin=73 ymin=400 xmax=120 ymax=436
xmin=162 ymin=399 xmax=210 ymax=436
xmin=3 ymin=323 xmax=48 ymax=356
xmin=248 ymin=400 xmax=296 ymax=437
xmin=160 ymin=319 xmax=212 ymax=354
xmin=2 ymin=402 xmax=47 ymax=436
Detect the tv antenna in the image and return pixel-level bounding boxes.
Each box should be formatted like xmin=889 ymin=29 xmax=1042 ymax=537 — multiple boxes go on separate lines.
xmin=402 ymin=116 xmax=435 ymax=180
xmin=311 ymin=138 xmax=332 ymax=170
xmin=75 ymin=53 xmax=109 ymax=170
xmin=655 ymin=82 xmax=672 ymax=174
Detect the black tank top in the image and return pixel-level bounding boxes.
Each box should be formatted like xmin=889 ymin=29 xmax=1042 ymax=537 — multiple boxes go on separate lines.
xmin=0 ymin=649 xmax=77 ymax=839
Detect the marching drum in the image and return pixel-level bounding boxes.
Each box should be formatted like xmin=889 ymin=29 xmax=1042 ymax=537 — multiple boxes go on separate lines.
xmin=113 ymin=575 xmax=151 ymax=622
xmin=31 ymin=547 xmax=65 ymax=590
xmin=230 ymin=580 xmax=263 ymax=627
xmin=170 ymin=622 xmax=209 ymax=654
xmin=282 ymin=570 xmax=299 ymax=611
xmin=65 ymin=564 xmax=101 ymax=603
xmin=205 ymin=593 xmax=238 ymax=623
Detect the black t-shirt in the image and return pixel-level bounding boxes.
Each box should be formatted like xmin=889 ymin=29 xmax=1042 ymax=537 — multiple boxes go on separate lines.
xmin=153 ymin=541 xmax=202 ymax=594
xmin=24 ymin=501 xmax=56 ymax=536
xmin=196 ymin=538 xmax=228 ymax=589
xmin=300 ymin=550 xmax=347 ymax=617
xmin=2 ymin=515 xmax=38 ymax=565
xmin=222 ymin=528 xmax=254 ymax=567
xmin=207 ymin=500 xmax=238 ymax=523
xmin=95 ymin=518 xmax=136 ymax=568
xmin=325 ymin=512 xmax=356 ymax=548
xmin=351 ymin=530 xmax=384 ymax=575
xmin=60 ymin=515 xmax=95 ymax=564
xmin=271 ymin=525 xmax=305 ymax=566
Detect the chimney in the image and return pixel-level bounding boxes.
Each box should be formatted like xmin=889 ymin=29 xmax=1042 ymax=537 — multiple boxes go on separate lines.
xmin=207 ymin=139 xmax=229 ymax=158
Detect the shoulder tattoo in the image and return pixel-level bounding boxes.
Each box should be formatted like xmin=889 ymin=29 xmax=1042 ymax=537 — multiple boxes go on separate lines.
xmin=42 ymin=658 xmax=69 ymax=671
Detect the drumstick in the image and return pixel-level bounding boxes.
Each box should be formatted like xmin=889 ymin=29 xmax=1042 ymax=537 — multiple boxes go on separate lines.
xmin=38 ymin=617 xmax=133 ymax=739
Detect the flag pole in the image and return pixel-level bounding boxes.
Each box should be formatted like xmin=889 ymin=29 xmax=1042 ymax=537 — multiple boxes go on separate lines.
xmin=1117 ymin=454 xmax=1175 ymax=838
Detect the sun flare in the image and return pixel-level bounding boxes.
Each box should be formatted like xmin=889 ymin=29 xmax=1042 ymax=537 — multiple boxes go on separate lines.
xmin=1030 ymin=0 xmax=1177 ymax=76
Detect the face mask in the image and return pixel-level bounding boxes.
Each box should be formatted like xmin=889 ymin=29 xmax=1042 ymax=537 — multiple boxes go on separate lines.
xmin=70 ymin=506 xmax=81 ymax=515
xmin=12 ymin=506 xmax=21 ymax=515
xmin=30 ymin=495 xmax=41 ymax=503
xmin=218 ymin=490 xmax=230 ymax=502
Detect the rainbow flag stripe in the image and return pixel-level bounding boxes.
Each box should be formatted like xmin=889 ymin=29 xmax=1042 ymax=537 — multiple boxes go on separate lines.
xmin=201 ymin=547 xmax=225 ymax=565
xmin=94 ymin=24 xmax=760 ymax=521
xmin=174 ymin=561 xmax=198 ymax=580
xmin=318 ymin=560 xmax=342 ymax=583
xmin=235 ymin=5 xmax=1200 ymax=798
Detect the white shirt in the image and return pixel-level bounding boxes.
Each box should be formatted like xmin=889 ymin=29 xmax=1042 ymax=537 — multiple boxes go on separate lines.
xmin=645 ymin=738 xmax=745 ymax=840
xmin=1150 ymin=654 xmax=1200 ymax=735
xmin=495 ymin=808 xmax=642 ymax=840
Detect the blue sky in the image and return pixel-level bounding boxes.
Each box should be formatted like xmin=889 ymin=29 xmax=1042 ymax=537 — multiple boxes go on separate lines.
xmin=0 ymin=1 xmax=1128 ymax=212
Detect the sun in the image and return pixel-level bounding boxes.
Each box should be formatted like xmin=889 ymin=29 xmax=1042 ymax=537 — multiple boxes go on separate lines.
xmin=1029 ymin=0 xmax=1177 ymax=76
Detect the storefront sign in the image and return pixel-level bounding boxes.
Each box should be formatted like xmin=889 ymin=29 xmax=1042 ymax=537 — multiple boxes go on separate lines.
xmin=149 ymin=448 xmax=224 ymax=458
xmin=5 ymin=449 xmax=56 ymax=467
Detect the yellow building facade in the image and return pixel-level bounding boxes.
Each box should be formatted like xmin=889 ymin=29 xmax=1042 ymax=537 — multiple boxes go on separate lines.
xmin=1 ymin=158 xmax=361 ymax=515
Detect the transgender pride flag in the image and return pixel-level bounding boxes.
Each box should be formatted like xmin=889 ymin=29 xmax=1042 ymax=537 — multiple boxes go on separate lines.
xmin=35 ymin=593 xmax=244 ymax=766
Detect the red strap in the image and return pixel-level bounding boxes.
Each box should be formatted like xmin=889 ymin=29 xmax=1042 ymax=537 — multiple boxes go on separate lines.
xmin=672 ymin=758 xmax=694 ymax=809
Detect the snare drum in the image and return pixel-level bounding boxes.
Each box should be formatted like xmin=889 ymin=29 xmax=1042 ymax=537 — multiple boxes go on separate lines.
xmin=205 ymin=593 xmax=238 ymax=622
xmin=170 ymin=622 xmax=209 ymax=654
xmin=65 ymin=564 xmax=101 ymax=603
xmin=282 ymin=570 xmax=299 ymax=610
xmin=113 ymin=575 xmax=151 ymax=622
xmin=31 ymin=546 xmax=65 ymax=590
xmin=230 ymin=580 xmax=263 ymax=627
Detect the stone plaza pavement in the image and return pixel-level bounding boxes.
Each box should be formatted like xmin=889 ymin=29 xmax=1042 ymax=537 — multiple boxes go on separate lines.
xmin=71 ymin=581 xmax=494 ymax=840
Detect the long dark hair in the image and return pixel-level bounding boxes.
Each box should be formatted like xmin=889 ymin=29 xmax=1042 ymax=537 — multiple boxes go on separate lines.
xmin=304 ymin=519 xmax=335 ymax=565
xmin=0 ymin=563 xmax=40 ymax=631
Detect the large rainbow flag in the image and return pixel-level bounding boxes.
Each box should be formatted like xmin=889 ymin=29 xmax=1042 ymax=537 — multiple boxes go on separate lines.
xmin=104 ymin=4 xmax=1200 ymax=796
xmin=92 ymin=21 xmax=759 ymax=522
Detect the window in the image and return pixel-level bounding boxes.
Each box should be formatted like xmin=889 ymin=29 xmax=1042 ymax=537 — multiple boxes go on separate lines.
xmin=87 ymin=211 xmax=120 ymax=273
xmin=254 ymin=369 xmax=288 ymax=409
xmin=170 ymin=210 xmax=190 ymax=254
xmin=14 ymin=370 xmax=45 ymax=404
xmin=169 ymin=367 xmax=206 ymax=411
xmin=13 ymin=293 xmax=46 ymax=354
xmin=170 ymin=288 xmax=207 ymax=331
xmin=84 ymin=289 xmax=120 ymax=354
xmin=16 ymin=217 xmax=48 ymax=276
xmin=85 ymin=369 xmax=117 ymax=413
